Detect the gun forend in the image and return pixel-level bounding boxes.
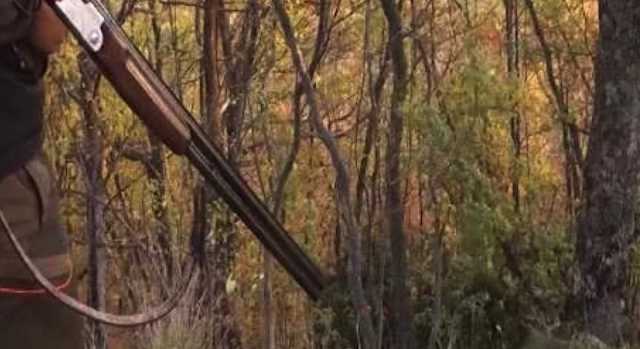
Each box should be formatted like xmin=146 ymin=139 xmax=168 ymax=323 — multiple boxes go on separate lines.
xmin=47 ymin=0 xmax=192 ymax=155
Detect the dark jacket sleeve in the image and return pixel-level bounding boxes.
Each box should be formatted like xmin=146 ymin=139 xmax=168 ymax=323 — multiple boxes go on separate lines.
xmin=0 ymin=0 xmax=40 ymax=45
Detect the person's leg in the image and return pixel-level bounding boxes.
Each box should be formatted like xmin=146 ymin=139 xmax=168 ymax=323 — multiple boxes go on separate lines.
xmin=0 ymin=155 xmax=85 ymax=349
xmin=0 ymin=280 xmax=85 ymax=349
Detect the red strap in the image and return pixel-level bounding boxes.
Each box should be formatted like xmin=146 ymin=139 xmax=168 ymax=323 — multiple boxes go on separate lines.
xmin=0 ymin=261 xmax=73 ymax=295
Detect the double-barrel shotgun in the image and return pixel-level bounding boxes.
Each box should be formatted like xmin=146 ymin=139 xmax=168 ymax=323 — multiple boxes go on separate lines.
xmin=51 ymin=0 xmax=328 ymax=298
xmin=0 ymin=0 xmax=327 ymax=327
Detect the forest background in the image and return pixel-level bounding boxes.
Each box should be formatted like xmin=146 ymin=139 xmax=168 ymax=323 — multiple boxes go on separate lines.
xmin=39 ymin=0 xmax=635 ymax=347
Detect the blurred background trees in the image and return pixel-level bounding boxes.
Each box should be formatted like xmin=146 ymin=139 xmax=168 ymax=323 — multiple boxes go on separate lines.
xmin=42 ymin=0 xmax=637 ymax=347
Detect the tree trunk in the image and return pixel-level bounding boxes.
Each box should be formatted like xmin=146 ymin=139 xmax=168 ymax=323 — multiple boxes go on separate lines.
xmin=524 ymin=0 xmax=584 ymax=216
xmin=271 ymin=0 xmax=378 ymax=346
xmin=379 ymin=0 xmax=415 ymax=347
xmin=577 ymin=1 xmax=640 ymax=345
xmin=505 ymin=0 xmax=521 ymax=213
xmin=79 ymin=56 xmax=107 ymax=349
xmin=200 ymin=2 xmax=245 ymax=348
xmin=262 ymin=252 xmax=276 ymax=349
xmin=149 ymin=0 xmax=173 ymax=282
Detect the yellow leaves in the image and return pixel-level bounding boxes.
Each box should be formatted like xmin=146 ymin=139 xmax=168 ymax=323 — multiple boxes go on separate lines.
xmin=35 ymin=0 xmax=601 ymax=345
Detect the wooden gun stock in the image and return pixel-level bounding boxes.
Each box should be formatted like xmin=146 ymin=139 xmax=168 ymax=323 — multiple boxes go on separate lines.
xmin=47 ymin=0 xmax=327 ymax=300
xmin=93 ymin=29 xmax=192 ymax=155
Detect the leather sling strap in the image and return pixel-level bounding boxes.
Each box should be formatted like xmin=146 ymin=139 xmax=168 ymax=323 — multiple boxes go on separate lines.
xmin=0 ymin=208 xmax=197 ymax=327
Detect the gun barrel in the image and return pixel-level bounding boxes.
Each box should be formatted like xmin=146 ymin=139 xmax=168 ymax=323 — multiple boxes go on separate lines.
xmin=187 ymin=136 xmax=326 ymax=300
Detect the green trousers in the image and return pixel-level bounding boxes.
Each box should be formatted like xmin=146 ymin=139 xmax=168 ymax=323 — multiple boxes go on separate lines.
xmin=0 ymin=155 xmax=84 ymax=348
